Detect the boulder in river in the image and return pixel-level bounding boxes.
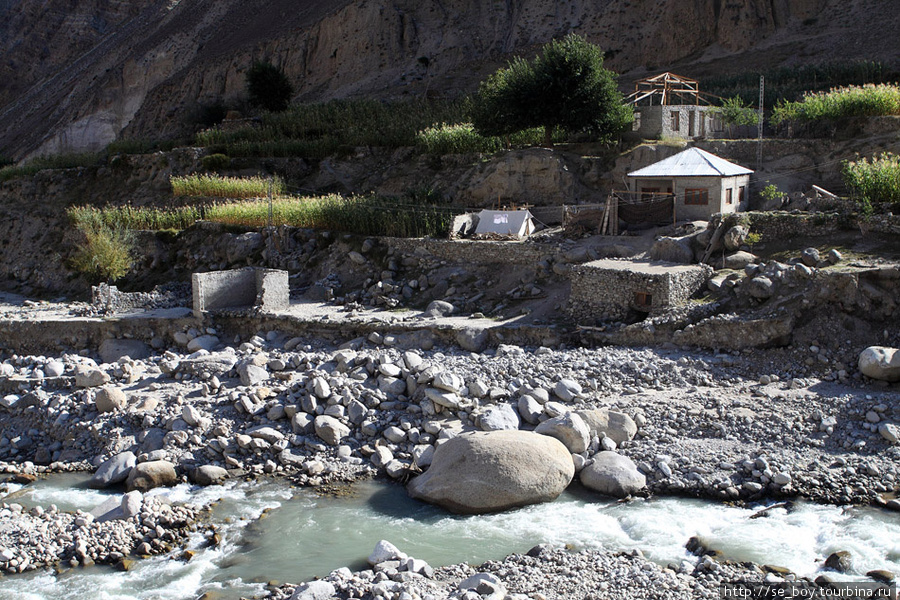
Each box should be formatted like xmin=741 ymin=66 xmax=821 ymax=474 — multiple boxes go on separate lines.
xmin=126 ymin=460 xmax=178 ymax=492
xmin=407 ymin=430 xmax=573 ymax=514
xmin=580 ymin=451 xmax=646 ymax=498
xmin=88 ymin=451 xmax=136 ymax=488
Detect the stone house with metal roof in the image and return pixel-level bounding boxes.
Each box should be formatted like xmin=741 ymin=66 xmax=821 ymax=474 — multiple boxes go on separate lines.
xmin=626 ymin=147 xmax=753 ymax=221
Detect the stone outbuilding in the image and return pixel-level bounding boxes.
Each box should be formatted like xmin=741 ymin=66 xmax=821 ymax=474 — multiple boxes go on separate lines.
xmin=568 ymin=259 xmax=713 ymax=322
xmin=626 ymin=147 xmax=752 ymax=221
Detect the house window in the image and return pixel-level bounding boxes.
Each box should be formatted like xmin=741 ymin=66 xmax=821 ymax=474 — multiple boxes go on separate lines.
xmin=671 ymin=111 xmax=680 ymax=132
xmin=725 ymin=188 xmax=733 ymax=205
xmin=684 ymin=188 xmax=709 ymax=205
xmin=739 ymin=186 xmax=746 ymax=205
xmin=634 ymin=291 xmax=653 ymax=309
xmin=713 ymin=115 xmax=724 ymax=132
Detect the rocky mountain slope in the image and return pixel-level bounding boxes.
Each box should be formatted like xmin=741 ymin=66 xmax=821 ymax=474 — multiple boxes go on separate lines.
xmin=1 ymin=0 xmax=899 ymax=160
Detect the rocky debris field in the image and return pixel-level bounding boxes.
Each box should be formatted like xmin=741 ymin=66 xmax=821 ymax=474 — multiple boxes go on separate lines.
xmin=0 ymin=311 xmax=895 ymax=592
xmin=266 ymin=540 xmax=777 ymax=600
xmin=0 ymin=490 xmax=202 ymax=574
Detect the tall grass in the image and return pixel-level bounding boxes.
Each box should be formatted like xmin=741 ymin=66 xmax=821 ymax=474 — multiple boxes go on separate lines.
xmin=195 ymin=98 xmax=471 ymax=159
xmin=415 ymin=123 xmax=552 ymax=154
xmin=771 ymin=84 xmax=900 ymax=124
xmin=0 ymin=152 xmax=100 ymax=182
xmin=68 ymin=194 xmax=461 ymax=238
xmin=205 ymin=195 xmax=460 ymax=238
xmin=68 ymin=205 xmax=203 ymax=232
xmin=170 ymin=174 xmax=284 ymax=198
xmin=842 ymin=153 xmax=900 ymax=208
xmin=703 ymin=60 xmax=892 ymax=107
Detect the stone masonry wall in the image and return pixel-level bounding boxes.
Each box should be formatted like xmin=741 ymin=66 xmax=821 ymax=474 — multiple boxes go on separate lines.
xmin=386 ymin=238 xmax=551 ymax=269
xmin=568 ymin=262 xmax=713 ymax=323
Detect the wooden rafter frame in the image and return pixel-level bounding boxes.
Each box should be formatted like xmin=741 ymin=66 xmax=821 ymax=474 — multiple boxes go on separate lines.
xmin=626 ymin=72 xmax=715 ymax=106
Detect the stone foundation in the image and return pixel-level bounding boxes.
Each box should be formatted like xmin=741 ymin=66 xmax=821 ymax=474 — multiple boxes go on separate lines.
xmin=568 ymin=259 xmax=713 ymax=322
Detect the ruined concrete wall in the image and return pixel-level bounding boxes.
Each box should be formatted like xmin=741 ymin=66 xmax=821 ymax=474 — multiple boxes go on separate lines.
xmin=192 ymin=268 xmax=289 ymax=316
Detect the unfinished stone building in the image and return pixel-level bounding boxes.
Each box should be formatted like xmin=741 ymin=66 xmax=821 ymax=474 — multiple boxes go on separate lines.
xmin=568 ymin=259 xmax=713 ymax=322
xmin=627 ymin=72 xmax=724 ymax=140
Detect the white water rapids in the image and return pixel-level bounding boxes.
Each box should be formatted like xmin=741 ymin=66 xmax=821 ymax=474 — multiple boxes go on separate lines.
xmin=0 ymin=475 xmax=898 ymax=600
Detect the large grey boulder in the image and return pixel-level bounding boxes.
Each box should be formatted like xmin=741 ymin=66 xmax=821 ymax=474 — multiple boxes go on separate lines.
xmin=534 ymin=412 xmax=590 ymax=454
xmin=479 ymin=403 xmax=521 ymax=431
xmin=88 ymin=451 xmax=136 ymax=488
xmin=649 ymin=237 xmax=694 ymax=264
xmin=177 ymin=352 xmax=238 ymax=377
xmin=238 ymin=363 xmax=268 ymax=386
xmin=747 ymin=276 xmax=775 ymax=299
xmin=859 ymin=346 xmax=900 ymax=382
xmin=723 ymin=225 xmax=747 ymax=251
xmin=580 ymin=451 xmax=646 ymax=498
xmin=407 ymin=430 xmax=574 ymax=514
xmin=189 ymin=465 xmax=229 ymax=486
xmin=314 ymin=416 xmax=350 ymax=446
xmin=577 ymin=409 xmax=638 ymax=445
xmin=724 ymin=251 xmax=758 ymax=270
xmin=126 ymin=460 xmax=178 ymax=492
xmin=75 ymin=367 xmax=110 ymax=388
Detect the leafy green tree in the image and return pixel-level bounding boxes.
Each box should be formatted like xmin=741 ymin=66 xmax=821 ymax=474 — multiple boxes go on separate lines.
xmin=713 ymin=96 xmax=757 ymax=136
xmin=246 ymin=61 xmax=294 ymax=112
xmin=472 ymin=34 xmax=632 ymax=146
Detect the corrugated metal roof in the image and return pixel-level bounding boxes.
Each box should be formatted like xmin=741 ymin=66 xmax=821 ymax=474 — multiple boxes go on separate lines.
xmin=627 ymin=147 xmax=753 ymax=178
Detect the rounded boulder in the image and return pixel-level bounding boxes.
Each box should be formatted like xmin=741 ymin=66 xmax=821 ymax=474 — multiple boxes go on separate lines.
xmin=859 ymin=346 xmax=900 ymax=382
xmin=580 ymin=451 xmax=646 ymax=498
xmin=126 ymin=460 xmax=178 ymax=492
xmin=407 ymin=430 xmax=574 ymax=514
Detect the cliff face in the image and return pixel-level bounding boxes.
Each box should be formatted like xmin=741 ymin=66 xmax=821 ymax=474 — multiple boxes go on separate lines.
xmin=0 ymin=0 xmax=895 ymax=160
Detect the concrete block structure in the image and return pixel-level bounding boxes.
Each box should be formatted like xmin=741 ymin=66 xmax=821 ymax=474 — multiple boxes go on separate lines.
xmin=192 ymin=268 xmax=289 ymax=316
xmin=568 ymin=259 xmax=713 ymax=322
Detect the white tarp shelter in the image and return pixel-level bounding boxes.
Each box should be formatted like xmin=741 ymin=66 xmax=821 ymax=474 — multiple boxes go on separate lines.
xmin=473 ymin=209 xmax=535 ymax=238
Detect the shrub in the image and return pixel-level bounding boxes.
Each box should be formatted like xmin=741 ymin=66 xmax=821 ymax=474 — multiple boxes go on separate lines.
xmin=842 ymin=153 xmax=900 ymax=209
xmin=69 ymin=221 xmax=134 ymax=282
xmin=416 ymin=123 xmax=503 ymax=154
xmin=0 ymin=152 xmax=100 ymax=182
xmin=712 ymin=96 xmax=758 ymax=132
xmin=203 ymin=194 xmax=459 ymax=238
xmin=201 ymin=153 xmax=231 ymax=171
xmin=759 ymin=183 xmax=783 ymax=203
xmin=246 ymin=61 xmax=294 ymax=112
